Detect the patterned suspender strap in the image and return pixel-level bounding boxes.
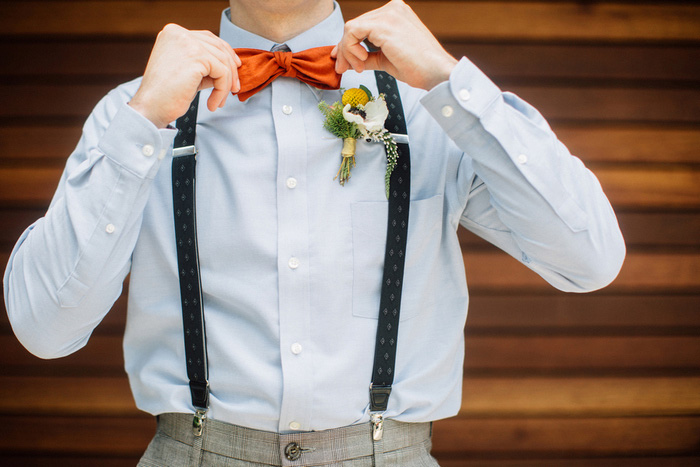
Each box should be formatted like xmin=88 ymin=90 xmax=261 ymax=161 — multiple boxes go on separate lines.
xmin=369 ymin=71 xmax=411 ymax=441
xmin=172 ymin=93 xmax=210 ymax=436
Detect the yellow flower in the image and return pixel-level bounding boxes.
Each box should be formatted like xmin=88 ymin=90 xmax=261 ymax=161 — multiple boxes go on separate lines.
xmin=342 ymin=88 xmax=370 ymax=107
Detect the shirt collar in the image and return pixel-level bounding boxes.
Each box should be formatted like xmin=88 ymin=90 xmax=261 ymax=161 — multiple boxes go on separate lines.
xmin=219 ymin=1 xmax=344 ymax=52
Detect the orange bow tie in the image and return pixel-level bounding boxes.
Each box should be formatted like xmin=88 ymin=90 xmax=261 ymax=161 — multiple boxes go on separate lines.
xmin=234 ymin=46 xmax=342 ymax=101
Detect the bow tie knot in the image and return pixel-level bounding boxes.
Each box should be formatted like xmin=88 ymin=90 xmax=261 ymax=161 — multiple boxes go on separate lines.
xmin=273 ymin=51 xmax=295 ymax=76
xmin=234 ymin=46 xmax=341 ymax=101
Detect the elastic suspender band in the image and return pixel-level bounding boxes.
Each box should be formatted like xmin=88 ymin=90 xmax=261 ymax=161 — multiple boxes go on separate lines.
xmin=369 ymin=71 xmax=411 ymax=440
xmin=172 ymin=93 xmax=210 ymax=435
xmin=171 ymin=77 xmax=411 ymax=440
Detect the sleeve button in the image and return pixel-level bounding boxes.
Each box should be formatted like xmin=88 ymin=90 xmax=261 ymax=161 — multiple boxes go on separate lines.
xmin=458 ymin=89 xmax=471 ymax=101
xmin=441 ymin=105 xmax=454 ymax=118
xmin=142 ymin=144 xmax=155 ymax=157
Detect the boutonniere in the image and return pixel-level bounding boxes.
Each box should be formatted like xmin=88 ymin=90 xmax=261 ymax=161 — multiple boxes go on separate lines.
xmin=319 ymin=86 xmax=399 ymax=198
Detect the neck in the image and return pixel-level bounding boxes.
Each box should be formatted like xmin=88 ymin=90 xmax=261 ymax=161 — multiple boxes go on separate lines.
xmin=228 ymin=0 xmax=335 ymax=44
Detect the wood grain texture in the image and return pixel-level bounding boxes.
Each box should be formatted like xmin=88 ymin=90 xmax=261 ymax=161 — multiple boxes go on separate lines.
xmin=1 ymin=1 xmax=698 ymax=43
xmin=3 ymin=375 xmax=698 ymax=418
xmin=0 ymin=0 xmax=698 ymax=464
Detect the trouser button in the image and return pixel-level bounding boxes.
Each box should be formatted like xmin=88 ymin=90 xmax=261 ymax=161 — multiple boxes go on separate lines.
xmin=285 ymin=442 xmax=302 ymax=461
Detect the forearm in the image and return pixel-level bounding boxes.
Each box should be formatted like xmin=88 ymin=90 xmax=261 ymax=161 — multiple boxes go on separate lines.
xmin=423 ymin=58 xmax=625 ymax=292
xmin=4 ymin=96 xmax=176 ymax=358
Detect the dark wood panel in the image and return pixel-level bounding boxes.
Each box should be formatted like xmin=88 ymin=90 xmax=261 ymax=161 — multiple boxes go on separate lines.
xmin=2 ymin=1 xmax=699 ymax=43
xmin=2 ymin=84 xmax=699 ymax=124
xmin=3 ymin=333 xmax=699 ymax=376
xmin=0 ymin=334 xmax=125 ymax=376
xmin=2 ymin=293 xmax=699 ymax=336
xmin=2 ymin=455 xmax=699 ymax=467
xmin=3 ymin=125 xmax=699 ymax=165
xmin=447 ymin=44 xmax=700 ymax=83
xmin=432 ymin=416 xmax=700 ymax=456
xmin=438 ymin=458 xmax=700 ymax=467
xmin=0 ymin=415 xmax=153 ymax=455
xmin=4 ymin=41 xmax=698 ymax=85
xmin=466 ymin=294 xmax=700 ymax=330
xmin=4 ymin=414 xmax=698 ymax=457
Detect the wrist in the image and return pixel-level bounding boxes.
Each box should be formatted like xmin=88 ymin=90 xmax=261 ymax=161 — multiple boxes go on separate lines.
xmin=128 ymin=93 xmax=169 ymax=129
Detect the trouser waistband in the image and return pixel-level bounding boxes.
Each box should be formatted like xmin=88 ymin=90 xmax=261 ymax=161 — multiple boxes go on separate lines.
xmin=157 ymin=413 xmax=432 ymax=466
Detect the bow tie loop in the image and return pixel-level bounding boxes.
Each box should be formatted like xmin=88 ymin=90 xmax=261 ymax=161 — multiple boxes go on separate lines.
xmin=234 ymin=46 xmax=341 ymax=101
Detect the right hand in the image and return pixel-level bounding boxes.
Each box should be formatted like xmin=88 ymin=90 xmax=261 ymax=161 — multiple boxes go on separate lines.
xmin=129 ymin=24 xmax=241 ymax=129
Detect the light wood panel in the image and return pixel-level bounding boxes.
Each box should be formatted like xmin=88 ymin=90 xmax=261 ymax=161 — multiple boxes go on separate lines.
xmin=2 ymin=166 xmax=698 ymax=210
xmin=3 ymin=375 xmax=698 ymax=418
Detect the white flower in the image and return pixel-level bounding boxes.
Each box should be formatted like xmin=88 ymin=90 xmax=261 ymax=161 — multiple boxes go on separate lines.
xmin=342 ymin=97 xmax=389 ymax=138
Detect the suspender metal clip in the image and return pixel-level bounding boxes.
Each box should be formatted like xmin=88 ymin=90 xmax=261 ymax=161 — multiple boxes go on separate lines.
xmin=192 ymin=407 xmax=208 ymax=437
xmin=370 ymin=412 xmax=385 ymax=441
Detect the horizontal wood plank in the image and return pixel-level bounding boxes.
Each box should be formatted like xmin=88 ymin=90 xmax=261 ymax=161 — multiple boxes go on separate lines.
xmin=1 ymin=1 xmax=698 ymax=43
xmin=466 ymin=294 xmax=700 ymax=330
xmin=2 ymin=293 xmax=699 ymax=337
xmin=0 ymin=415 xmax=153 ymax=455
xmin=460 ymin=211 xmax=700 ymax=249
xmin=3 ymin=333 xmax=699 ymax=375
xmin=461 ymin=251 xmax=700 ymax=293
xmin=3 ymin=41 xmax=698 ymax=85
xmin=2 ymin=83 xmax=698 ymax=124
xmin=3 ymin=125 xmax=699 ymax=166
xmin=437 ymin=458 xmax=700 ymax=467
xmin=463 ymin=336 xmax=700 ymax=372
xmin=459 ymin=376 xmax=700 ymax=417
xmin=1 ymin=166 xmax=698 ymax=210
xmin=432 ymin=416 xmax=700 ymax=456
xmin=4 ymin=414 xmax=699 ymax=457
xmin=3 ymin=375 xmax=698 ymax=418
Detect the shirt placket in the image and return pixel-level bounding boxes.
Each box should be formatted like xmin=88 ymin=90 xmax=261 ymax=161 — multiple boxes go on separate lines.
xmin=272 ymin=78 xmax=314 ymax=433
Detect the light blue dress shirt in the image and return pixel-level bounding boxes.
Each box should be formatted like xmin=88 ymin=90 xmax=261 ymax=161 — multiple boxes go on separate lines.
xmin=4 ymin=4 xmax=624 ymax=433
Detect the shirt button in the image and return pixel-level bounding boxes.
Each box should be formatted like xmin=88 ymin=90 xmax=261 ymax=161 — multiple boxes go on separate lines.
xmin=105 ymin=224 xmax=115 ymax=234
xmin=142 ymin=144 xmax=155 ymax=157
xmin=289 ymin=421 xmax=301 ymax=430
xmin=441 ymin=105 xmax=454 ymax=118
xmin=286 ymin=177 xmax=298 ymax=189
xmin=517 ymin=154 xmax=529 ymax=164
xmin=282 ymin=105 xmax=293 ymax=115
xmin=458 ymin=89 xmax=471 ymax=101
xmin=158 ymin=149 xmax=167 ymax=160
xmin=288 ymin=257 xmax=300 ymax=269
xmin=291 ymin=343 xmax=303 ymax=355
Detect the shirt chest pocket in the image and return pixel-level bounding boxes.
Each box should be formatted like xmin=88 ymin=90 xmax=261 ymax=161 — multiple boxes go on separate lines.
xmin=351 ymin=194 xmax=444 ymax=321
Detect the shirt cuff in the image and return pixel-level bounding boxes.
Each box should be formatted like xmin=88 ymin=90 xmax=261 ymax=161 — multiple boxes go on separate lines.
xmin=97 ymin=102 xmax=178 ymax=179
xmin=420 ymin=57 xmax=502 ymax=140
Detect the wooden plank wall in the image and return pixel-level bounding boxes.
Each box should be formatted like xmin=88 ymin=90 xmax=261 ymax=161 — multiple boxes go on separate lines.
xmin=0 ymin=1 xmax=699 ymax=465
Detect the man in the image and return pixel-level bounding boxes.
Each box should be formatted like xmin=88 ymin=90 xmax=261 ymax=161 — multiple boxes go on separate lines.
xmin=4 ymin=0 xmax=625 ymax=465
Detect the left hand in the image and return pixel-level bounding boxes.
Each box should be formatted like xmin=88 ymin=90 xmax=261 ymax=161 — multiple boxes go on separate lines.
xmin=331 ymin=0 xmax=458 ymax=91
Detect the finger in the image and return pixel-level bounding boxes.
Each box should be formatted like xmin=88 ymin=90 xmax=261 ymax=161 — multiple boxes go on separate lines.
xmin=339 ymin=49 xmax=367 ymax=73
xmin=360 ymin=51 xmax=384 ymax=72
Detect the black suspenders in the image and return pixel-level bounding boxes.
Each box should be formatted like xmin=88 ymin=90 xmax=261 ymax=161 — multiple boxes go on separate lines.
xmin=172 ymin=72 xmax=410 ymax=439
